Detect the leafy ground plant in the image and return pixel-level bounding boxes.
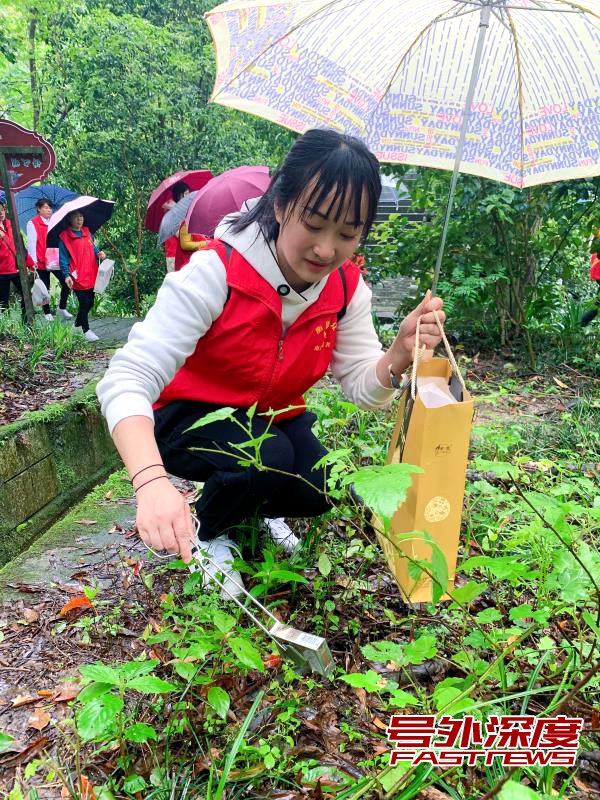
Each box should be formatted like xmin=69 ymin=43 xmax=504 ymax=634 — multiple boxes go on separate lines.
xmin=1 ymin=361 xmax=598 ymax=800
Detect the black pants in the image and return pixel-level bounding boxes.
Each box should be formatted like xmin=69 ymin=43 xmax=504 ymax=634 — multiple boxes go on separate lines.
xmin=0 ymin=273 xmax=26 ymax=316
xmin=37 ymin=269 xmax=70 ymax=315
xmin=74 ymin=288 xmax=95 ymax=332
xmin=154 ymin=401 xmax=331 ymax=541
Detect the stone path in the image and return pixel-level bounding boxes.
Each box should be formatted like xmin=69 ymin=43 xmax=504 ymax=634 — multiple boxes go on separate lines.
xmin=90 ymin=316 xmax=139 ymax=347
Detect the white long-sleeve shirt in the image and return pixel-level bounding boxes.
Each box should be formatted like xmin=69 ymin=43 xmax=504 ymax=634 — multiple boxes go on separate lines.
xmin=26 ymin=216 xmax=59 ymax=269
xmin=96 ymin=220 xmax=397 ymax=434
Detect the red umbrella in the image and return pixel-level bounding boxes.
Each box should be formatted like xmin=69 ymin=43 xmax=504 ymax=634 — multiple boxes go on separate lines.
xmin=186 ymin=166 xmax=271 ymax=237
xmin=46 ymin=195 xmax=115 ymax=247
xmin=145 ymin=170 xmax=213 ymax=233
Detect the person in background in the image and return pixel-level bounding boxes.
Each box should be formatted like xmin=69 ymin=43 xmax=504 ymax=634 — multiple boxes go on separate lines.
xmin=581 ymin=227 xmax=600 ymax=327
xmin=0 ymin=200 xmax=27 ymax=317
xmin=59 ymin=210 xmax=106 ymax=342
xmin=27 ymin=199 xmax=73 ymax=321
xmin=171 ymin=180 xmax=208 ymax=271
xmin=162 ymin=199 xmax=178 ymax=273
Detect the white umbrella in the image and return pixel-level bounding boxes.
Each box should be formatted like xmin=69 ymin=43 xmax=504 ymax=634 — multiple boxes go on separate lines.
xmin=206 ymin=0 xmax=600 ymax=287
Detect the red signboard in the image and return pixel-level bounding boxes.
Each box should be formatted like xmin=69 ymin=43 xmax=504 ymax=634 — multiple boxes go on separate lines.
xmin=0 ymin=119 xmax=56 ymax=190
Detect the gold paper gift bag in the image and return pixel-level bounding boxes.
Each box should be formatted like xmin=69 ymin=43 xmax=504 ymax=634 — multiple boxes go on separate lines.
xmin=376 ymin=319 xmax=473 ymax=603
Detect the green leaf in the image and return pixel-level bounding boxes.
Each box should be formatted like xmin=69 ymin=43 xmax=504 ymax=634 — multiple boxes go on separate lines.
xmin=173 ymin=662 xmax=199 ymax=682
xmin=228 ymin=637 xmax=265 ymax=672
xmin=185 ymin=407 xmax=236 ymax=431
xmin=339 ymin=670 xmax=392 ymax=693
xmin=404 ymin=635 xmax=437 ymax=664
xmin=77 ymin=682 xmax=114 ymax=704
xmin=207 ymin=686 xmax=230 ymax=720
xmin=79 ymin=662 xmax=120 ymax=685
xmin=450 ymin=580 xmax=488 ymax=606
xmin=471 ymin=457 xmax=518 ymax=479
xmin=124 ymin=723 xmax=158 ymax=743
xmin=0 ymin=732 xmax=15 ymax=753
xmin=76 ymin=693 xmax=123 ymax=741
xmin=317 ymin=553 xmax=332 ymax=577
xmin=582 ymin=610 xmax=600 ymax=639
xmin=120 ymin=659 xmax=159 ymax=680
xmin=342 ymin=463 xmax=423 ymax=521
xmin=378 ymin=763 xmax=411 ymax=792
xmin=360 ymin=640 xmax=404 ymax=664
xmin=476 ymin=608 xmax=503 ymax=624
xmin=387 ymin=689 xmax=419 ymax=708
xmin=498 ymin=780 xmax=542 ymax=799
xmin=126 ymin=676 xmax=178 ymax=694
xmin=212 ymin=610 xmax=236 ymax=634
xmin=123 ymin=775 xmax=148 ymax=795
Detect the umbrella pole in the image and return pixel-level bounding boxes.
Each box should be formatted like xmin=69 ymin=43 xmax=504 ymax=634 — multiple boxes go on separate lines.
xmin=431 ymin=3 xmax=492 ymax=295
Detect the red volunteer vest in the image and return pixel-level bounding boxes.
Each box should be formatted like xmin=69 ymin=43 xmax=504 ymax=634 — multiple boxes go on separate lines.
xmin=174 ymin=226 xmax=208 ymax=271
xmin=164 ymin=235 xmax=178 ymax=259
xmin=31 ymin=215 xmax=49 ymax=269
xmin=154 ymin=242 xmax=361 ymax=421
xmin=591 ymin=252 xmax=600 ymax=281
xmin=59 ymin=227 xmax=98 ymax=291
xmin=0 ymin=219 xmax=18 ymax=275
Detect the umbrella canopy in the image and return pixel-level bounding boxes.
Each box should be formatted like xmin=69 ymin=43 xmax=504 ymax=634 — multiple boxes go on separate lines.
xmin=46 ymin=196 xmax=115 ymax=247
xmin=145 ymin=170 xmax=214 ymax=232
xmin=15 ymin=184 xmax=79 ymax=228
xmin=206 ymin=0 xmax=600 ymax=190
xmin=158 ymin=191 xmax=201 ymax=245
xmin=186 ymin=166 xmax=271 ymax=237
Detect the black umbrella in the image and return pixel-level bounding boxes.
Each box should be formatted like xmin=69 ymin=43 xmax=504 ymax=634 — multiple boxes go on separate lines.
xmin=46 ymin=195 xmax=115 ymax=247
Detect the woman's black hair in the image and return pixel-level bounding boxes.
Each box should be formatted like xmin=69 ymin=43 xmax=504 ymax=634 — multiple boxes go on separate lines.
xmin=172 ymin=181 xmax=191 ymax=203
xmin=229 ymin=128 xmax=381 ymax=242
xmin=65 ymin=209 xmax=83 ymax=224
xmin=35 ymin=198 xmax=53 ymax=211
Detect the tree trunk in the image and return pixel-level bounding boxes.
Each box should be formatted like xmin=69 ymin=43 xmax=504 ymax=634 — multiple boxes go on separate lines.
xmin=28 ymin=9 xmax=40 ymax=131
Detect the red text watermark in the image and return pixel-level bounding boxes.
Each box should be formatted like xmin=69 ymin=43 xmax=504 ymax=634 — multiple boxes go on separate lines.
xmin=386 ymin=715 xmax=583 ymax=767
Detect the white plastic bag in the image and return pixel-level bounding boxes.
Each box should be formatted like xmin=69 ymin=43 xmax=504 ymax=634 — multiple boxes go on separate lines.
xmin=31 ymin=272 xmax=50 ymax=307
xmin=94 ymin=258 xmax=114 ymax=294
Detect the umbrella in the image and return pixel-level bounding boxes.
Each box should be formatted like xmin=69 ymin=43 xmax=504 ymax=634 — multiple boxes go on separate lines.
xmin=46 ymin=196 xmax=115 ymax=247
xmin=145 ymin=170 xmax=214 ymax=233
xmin=15 ymin=184 xmax=79 ymax=228
xmin=206 ymin=0 xmax=600 ymax=288
xmin=158 ymin=191 xmax=200 ymax=245
xmin=186 ymin=166 xmax=271 ymax=237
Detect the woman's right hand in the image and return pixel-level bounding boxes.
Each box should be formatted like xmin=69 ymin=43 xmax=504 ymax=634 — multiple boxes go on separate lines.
xmin=65 ymin=276 xmax=74 ymax=289
xmin=135 ymin=477 xmax=194 ymax=563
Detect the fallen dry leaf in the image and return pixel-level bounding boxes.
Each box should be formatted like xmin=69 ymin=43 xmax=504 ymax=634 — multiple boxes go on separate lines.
xmin=75 ymin=519 xmax=98 ymax=526
xmin=372 ymin=716 xmax=389 ymax=731
xmin=553 ymin=377 xmax=569 ymax=390
xmin=59 ymin=596 xmax=93 ymax=617
xmin=12 ymin=695 xmax=38 ymax=708
xmin=105 ymin=490 xmax=113 ymax=500
xmin=0 ymin=735 xmax=49 ymax=768
xmin=52 ymin=681 xmax=83 ymax=702
xmin=22 ymin=608 xmax=39 ymax=624
xmin=27 ymin=706 xmax=51 ymax=731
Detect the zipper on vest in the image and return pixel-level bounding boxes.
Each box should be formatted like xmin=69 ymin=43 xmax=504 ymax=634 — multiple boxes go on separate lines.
xmin=278 ymin=339 xmax=284 ymax=361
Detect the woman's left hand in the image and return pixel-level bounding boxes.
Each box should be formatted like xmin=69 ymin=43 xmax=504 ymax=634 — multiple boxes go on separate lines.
xmin=392 ymin=290 xmax=446 ymax=363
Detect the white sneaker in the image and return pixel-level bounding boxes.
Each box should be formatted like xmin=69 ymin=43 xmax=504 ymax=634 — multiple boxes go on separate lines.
xmin=262 ymin=517 xmax=300 ymax=555
xmin=58 ymin=307 xmax=73 ymax=319
xmin=191 ymin=535 xmax=244 ymax=599
xmin=44 ymin=313 xmax=54 ymax=321
xmin=84 ymin=329 xmax=99 ymax=342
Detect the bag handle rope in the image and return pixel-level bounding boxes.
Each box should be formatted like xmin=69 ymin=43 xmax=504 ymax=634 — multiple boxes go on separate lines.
xmin=410 ymin=309 xmax=467 ymax=400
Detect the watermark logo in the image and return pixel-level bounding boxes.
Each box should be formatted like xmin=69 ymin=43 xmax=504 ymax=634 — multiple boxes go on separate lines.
xmin=386 ymin=715 xmax=583 ymax=767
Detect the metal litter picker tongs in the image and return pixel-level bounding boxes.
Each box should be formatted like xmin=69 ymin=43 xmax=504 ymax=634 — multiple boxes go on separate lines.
xmin=187 ymin=516 xmax=334 ymax=678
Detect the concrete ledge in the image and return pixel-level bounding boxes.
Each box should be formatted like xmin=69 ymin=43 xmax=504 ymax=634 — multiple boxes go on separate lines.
xmin=0 ymin=382 xmax=120 ymax=565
